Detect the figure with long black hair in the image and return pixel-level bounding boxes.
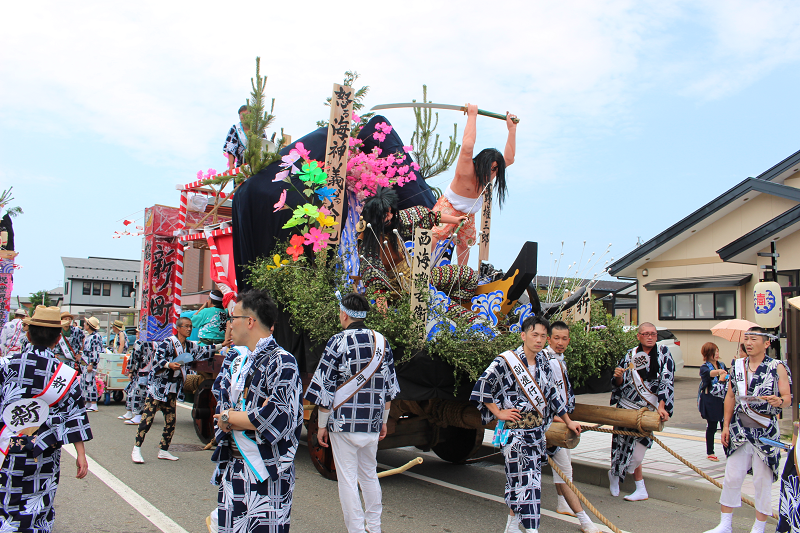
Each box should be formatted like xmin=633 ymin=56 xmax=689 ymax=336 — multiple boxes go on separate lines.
xmin=431 ymin=103 xmax=517 ymax=265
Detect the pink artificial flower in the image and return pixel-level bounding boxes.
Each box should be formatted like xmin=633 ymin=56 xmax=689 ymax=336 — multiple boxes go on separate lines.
xmin=372 ymin=131 xmax=386 ymax=143
xmin=294 ymin=142 xmax=311 ymax=161
xmin=398 ymin=165 xmax=409 ymax=175
xmin=411 ymin=162 xmax=420 ymax=171
xmin=319 ymin=205 xmax=331 ymax=216
xmin=273 ymin=169 xmax=290 ymax=182
xmin=349 ymin=137 xmax=362 ymax=147
xmin=303 ymin=227 xmax=330 ymax=252
xmin=273 ymin=189 xmax=287 ymax=212
xmin=197 ymin=170 xmax=203 ymax=179
xmin=206 ymin=168 xmax=217 ymax=179
xmin=403 ymin=145 xmax=413 ymax=153
xmin=352 ymin=113 xmax=360 ymax=123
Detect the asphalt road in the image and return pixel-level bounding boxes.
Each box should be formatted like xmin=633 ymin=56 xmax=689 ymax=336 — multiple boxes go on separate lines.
xmin=49 ymin=398 xmax=732 ymax=533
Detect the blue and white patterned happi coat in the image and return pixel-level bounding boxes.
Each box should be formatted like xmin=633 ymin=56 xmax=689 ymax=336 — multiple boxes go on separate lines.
xmin=82 ymin=331 xmax=104 ymax=403
xmin=52 ymin=326 xmax=84 ymax=371
xmin=0 ymin=345 xmax=92 ymax=533
xmin=777 ymin=446 xmax=799 ymax=533
xmin=727 ymin=356 xmax=786 ymax=481
xmin=544 ymin=346 xmax=575 ymax=457
xmin=609 ymin=344 xmax=675 ymax=480
xmin=211 ymin=337 xmax=303 ymax=533
xmin=304 ymin=325 xmax=400 ymax=433
xmin=470 ymin=345 xmax=567 ymax=530
xmin=147 ymin=338 xmax=214 ymax=403
xmin=0 ymin=318 xmax=25 ymax=357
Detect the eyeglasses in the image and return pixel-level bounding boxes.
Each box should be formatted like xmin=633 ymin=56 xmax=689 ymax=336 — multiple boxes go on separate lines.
xmin=638 ymin=332 xmax=657 ymax=337
xmin=226 ymin=315 xmax=252 ymax=323
xmin=178 ymin=324 xmax=193 ymax=329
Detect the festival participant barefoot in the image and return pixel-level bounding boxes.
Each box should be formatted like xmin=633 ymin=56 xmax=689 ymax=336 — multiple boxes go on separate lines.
xmin=431 ymin=103 xmax=517 ymax=265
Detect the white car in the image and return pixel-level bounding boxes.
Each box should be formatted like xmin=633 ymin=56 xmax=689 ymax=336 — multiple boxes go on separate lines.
xmin=656 ymin=327 xmax=684 ymax=372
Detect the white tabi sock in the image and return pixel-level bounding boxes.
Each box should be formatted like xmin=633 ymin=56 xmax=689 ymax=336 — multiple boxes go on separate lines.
xmin=624 ymin=479 xmax=648 ymax=501
xmin=749 ymin=518 xmax=767 ymax=533
xmin=556 ymin=494 xmax=575 ymax=516
xmin=608 ymin=470 xmax=620 ymax=497
xmin=576 ymin=510 xmax=600 ymax=533
xmin=703 ymin=512 xmax=733 ymax=533
xmin=503 ymin=514 xmax=520 ymax=533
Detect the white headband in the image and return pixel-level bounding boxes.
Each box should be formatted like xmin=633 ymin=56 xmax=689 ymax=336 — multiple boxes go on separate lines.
xmin=744 ymin=331 xmax=779 ymax=342
xmin=209 ymin=292 xmax=223 ymax=302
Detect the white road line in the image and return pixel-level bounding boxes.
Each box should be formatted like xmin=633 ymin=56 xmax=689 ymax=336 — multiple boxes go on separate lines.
xmin=62 ymin=444 xmax=191 ymax=533
xmin=376 ymin=462 xmax=629 ymax=533
xmin=176 ymin=400 xmax=193 ymax=410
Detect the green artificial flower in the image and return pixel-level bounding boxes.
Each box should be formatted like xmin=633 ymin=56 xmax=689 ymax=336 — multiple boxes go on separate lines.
xmin=299 ymin=161 xmax=328 ymax=185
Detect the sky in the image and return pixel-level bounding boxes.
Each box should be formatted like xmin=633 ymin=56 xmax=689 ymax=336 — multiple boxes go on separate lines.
xmin=3 ymin=0 xmax=800 ymax=298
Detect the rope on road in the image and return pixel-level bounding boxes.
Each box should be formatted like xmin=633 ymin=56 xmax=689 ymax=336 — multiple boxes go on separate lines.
xmin=547 ymin=457 xmax=623 ymax=533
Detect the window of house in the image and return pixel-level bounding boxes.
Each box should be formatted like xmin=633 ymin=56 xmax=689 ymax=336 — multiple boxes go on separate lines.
xmin=658 ymin=291 xmax=736 ymax=320
xmin=64 ymin=282 xmax=69 ymax=295
xmin=83 ymin=282 xmax=91 ymax=296
xmin=92 ymin=282 xmax=101 ymax=296
xmin=102 ymin=283 xmax=111 ymax=297
xmin=122 ymin=284 xmax=133 ymax=297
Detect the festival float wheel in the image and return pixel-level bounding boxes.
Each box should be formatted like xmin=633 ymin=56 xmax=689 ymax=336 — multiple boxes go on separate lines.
xmin=431 ymin=426 xmax=484 ymax=464
xmin=308 ymin=406 xmax=337 ymax=481
xmin=191 ymin=379 xmax=218 ymax=444
xmin=112 ymin=390 xmax=124 ymax=403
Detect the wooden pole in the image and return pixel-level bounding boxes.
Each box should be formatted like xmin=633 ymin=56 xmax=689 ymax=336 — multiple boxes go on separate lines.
xmin=322 ymin=84 xmax=354 ymax=246
xmin=477 ymin=186 xmax=492 ymax=268
xmin=410 ymin=227 xmax=434 ymax=340
xmin=570 ymin=403 xmax=664 ymax=433
xmin=545 ymin=422 xmax=580 ymax=449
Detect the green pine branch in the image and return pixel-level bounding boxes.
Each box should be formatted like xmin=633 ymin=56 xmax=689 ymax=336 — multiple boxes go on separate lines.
xmin=316 ymin=71 xmax=374 ymax=130
xmin=0 ymin=187 xmax=23 ymax=217
xmin=239 ymin=57 xmax=281 ymax=180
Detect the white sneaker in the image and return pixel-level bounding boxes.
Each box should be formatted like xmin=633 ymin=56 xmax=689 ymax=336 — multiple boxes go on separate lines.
xmin=158 ymin=449 xmax=179 ymax=461
xmin=608 ymin=471 xmax=620 ymax=497
xmin=131 ymin=446 xmax=144 ymax=464
xmin=125 ymin=414 xmax=142 ymax=425
xmin=118 ymin=411 xmax=133 ymax=420
xmin=624 ymin=480 xmax=648 ymax=501
xmin=556 ymin=495 xmax=576 ymax=516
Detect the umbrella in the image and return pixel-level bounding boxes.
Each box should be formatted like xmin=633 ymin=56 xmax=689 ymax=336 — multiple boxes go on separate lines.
xmin=711 ymin=318 xmax=759 ymax=344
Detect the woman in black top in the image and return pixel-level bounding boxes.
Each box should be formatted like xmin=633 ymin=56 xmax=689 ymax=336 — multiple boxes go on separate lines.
xmin=698 ymin=342 xmax=728 ymax=461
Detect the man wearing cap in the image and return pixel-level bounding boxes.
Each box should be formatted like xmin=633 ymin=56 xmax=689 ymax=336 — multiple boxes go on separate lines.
xmin=52 ymin=311 xmax=85 ymax=372
xmin=305 ymin=292 xmax=399 ymax=533
xmin=112 ymin=319 xmax=129 ymax=354
xmin=704 ymin=327 xmax=793 ymax=533
xmin=132 ymin=316 xmax=228 ymax=463
xmin=0 ymin=308 xmax=27 ymax=358
xmin=82 ymin=317 xmax=104 ymax=412
xmin=121 ymin=328 xmax=157 ymax=425
xmin=0 ymin=306 xmax=92 ymax=531
xmin=210 ymin=290 xmax=303 ymax=533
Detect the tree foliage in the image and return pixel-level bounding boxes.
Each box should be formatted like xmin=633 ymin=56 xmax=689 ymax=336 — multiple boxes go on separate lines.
xmin=316 ymin=70 xmax=374 ymax=131
xmin=29 ymin=290 xmax=53 ymax=308
xmin=0 ymin=188 xmax=23 ymax=218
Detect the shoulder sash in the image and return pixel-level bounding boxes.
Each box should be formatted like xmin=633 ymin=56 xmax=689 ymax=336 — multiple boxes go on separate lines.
xmin=57 ymin=335 xmax=77 ymax=361
xmin=627 ymin=347 xmax=659 ymax=410
xmin=499 ymin=350 xmax=546 ymax=417
xmin=235 ymin=122 xmax=249 ymax=150
xmin=735 ymin=358 xmax=771 ymax=428
xmin=547 ymin=356 xmax=569 ymax=407
xmin=333 ymin=331 xmax=386 ymax=411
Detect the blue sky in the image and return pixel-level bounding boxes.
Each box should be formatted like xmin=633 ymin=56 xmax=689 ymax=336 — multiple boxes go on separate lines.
xmin=3 ymin=0 xmax=800 ymax=297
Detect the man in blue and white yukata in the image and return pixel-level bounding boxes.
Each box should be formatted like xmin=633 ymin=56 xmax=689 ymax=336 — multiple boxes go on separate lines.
xmin=305 ymin=292 xmax=400 ymax=533
xmin=471 ymin=315 xmax=582 ymax=533
xmin=211 ymin=290 xmax=303 ymax=533
xmin=52 ymin=311 xmax=85 ymax=374
xmin=82 ymin=317 xmax=104 ymax=412
xmin=0 ymin=306 xmax=92 ymax=532
xmin=544 ymin=321 xmax=599 ymax=533
xmin=608 ymin=322 xmax=674 ymax=502
xmin=0 ymin=308 xmax=27 ymax=358
xmin=704 ymin=327 xmax=792 ymax=533
xmin=121 ymin=328 xmax=157 ymax=426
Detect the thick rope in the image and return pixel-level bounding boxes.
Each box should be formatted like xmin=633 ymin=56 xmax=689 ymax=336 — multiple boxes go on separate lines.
xmin=580 ymin=424 xmax=779 ymax=519
xmin=547 ymin=457 xmax=623 ymax=533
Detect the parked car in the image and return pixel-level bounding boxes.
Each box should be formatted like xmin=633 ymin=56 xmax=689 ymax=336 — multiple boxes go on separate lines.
xmin=656 ymin=327 xmax=684 ymax=371
xmin=108 ymin=327 xmax=137 ymax=352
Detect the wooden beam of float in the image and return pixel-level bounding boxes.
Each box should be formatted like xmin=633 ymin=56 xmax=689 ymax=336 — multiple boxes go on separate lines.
xmin=322 ymin=84 xmax=354 ymax=246
xmin=410 ymin=226 xmax=434 ymax=340
xmin=477 ymin=186 xmax=492 ymax=266
xmin=546 ymin=422 xmax=580 ymax=449
xmin=570 ymin=403 xmax=665 ymax=433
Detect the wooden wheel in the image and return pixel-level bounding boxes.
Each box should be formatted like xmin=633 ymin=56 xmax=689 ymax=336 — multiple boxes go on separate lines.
xmin=191 ymin=379 xmax=218 ymax=444
xmin=431 ymin=426 xmax=483 ymax=464
xmin=307 ymin=406 xmax=337 ymax=480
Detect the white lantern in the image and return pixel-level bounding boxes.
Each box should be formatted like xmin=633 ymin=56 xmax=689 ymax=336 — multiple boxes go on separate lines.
xmin=753 ymin=281 xmax=782 ymax=328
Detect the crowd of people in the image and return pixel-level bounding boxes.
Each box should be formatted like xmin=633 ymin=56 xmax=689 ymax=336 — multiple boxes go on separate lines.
xmin=0 ymin=294 xmax=797 ymax=533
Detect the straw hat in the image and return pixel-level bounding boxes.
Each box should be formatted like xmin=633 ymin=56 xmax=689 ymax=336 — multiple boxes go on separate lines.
xmin=112 ymin=319 xmax=125 ymax=330
xmin=23 ymin=306 xmax=70 ymax=328
xmin=14 ymin=308 xmax=26 ymax=317
xmin=61 ymin=311 xmax=74 ymax=320
xmin=85 ymin=317 xmax=100 ymax=331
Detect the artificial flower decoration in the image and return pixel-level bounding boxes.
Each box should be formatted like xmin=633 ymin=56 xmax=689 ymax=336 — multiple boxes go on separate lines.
xmin=273 ymin=189 xmax=287 ymax=212
xmin=267 ymin=254 xmax=290 ymax=270
xmin=303 ymin=226 xmax=330 ymax=252
xmin=314 ymin=186 xmax=337 ymax=203
xmin=282 ymin=203 xmax=320 ymax=229
xmin=286 ymin=234 xmax=305 ymax=261
xmin=299 ymin=161 xmax=327 ymax=185
xmin=293 ymin=142 xmax=310 ymax=161
xmin=316 ymin=212 xmax=335 ymax=228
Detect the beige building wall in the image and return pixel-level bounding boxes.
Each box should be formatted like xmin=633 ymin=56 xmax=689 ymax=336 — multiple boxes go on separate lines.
xmin=636 ymin=192 xmax=799 ymax=367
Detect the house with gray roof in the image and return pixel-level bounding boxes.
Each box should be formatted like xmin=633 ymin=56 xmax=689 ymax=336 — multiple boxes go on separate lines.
xmin=62 ymin=256 xmax=140 ymax=315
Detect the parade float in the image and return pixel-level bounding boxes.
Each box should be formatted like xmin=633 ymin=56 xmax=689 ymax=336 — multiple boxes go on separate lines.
xmin=137 ymin=60 xmax=643 ymax=480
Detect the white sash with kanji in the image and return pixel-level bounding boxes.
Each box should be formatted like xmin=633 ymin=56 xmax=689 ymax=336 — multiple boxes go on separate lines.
xmin=735 ymin=358 xmax=772 ymax=428
xmin=0 ymin=362 xmax=78 ymax=467
xmin=58 ymin=335 xmax=76 ymax=361
xmin=499 ymin=350 xmax=547 ymax=417
xmin=168 ymin=336 xmax=188 ymax=389
xmin=333 ymin=331 xmax=386 ymax=411
xmin=627 ymin=347 xmax=659 ymax=410
xmin=548 ymin=355 xmax=569 ymax=408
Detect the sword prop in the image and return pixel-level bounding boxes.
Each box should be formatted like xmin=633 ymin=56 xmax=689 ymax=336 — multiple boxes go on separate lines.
xmin=370 ymin=102 xmax=520 ymax=124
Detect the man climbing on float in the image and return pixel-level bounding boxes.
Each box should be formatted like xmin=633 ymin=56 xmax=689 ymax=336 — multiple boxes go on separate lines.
xmin=305 ymin=291 xmax=399 ymax=533
xmin=704 ymin=327 xmax=791 ymax=533
xmin=471 ymin=315 xmax=582 ymax=533
xmin=544 ymin=321 xmax=600 ymax=533
xmin=608 ymin=322 xmax=674 ymax=502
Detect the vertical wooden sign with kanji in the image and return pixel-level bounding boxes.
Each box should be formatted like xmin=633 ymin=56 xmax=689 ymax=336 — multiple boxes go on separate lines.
xmin=478 ymin=186 xmax=493 ymax=266
xmin=410 ymin=227 xmax=434 ymax=340
xmin=322 ymin=84 xmax=354 ymax=245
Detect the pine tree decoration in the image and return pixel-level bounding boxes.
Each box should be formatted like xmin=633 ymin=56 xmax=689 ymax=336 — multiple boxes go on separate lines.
xmin=410 ymin=85 xmax=460 ymax=197
xmin=240 ymin=56 xmax=282 ymax=179
xmin=316 ymin=70 xmax=373 ymax=133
